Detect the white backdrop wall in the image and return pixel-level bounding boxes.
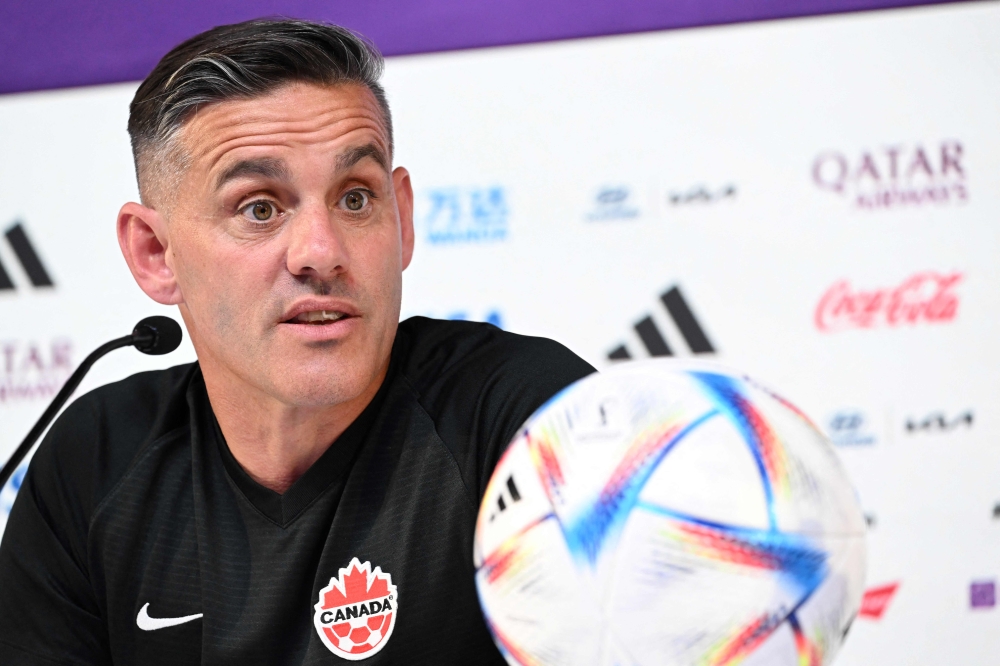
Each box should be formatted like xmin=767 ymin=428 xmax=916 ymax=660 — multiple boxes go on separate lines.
xmin=0 ymin=2 xmax=998 ymax=663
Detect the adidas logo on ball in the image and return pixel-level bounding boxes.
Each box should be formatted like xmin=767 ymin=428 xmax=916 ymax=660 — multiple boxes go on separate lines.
xmin=314 ymin=558 xmax=398 ymax=660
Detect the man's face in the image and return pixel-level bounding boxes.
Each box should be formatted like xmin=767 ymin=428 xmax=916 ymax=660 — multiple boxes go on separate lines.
xmin=159 ymin=82 xmax=413 ymax=407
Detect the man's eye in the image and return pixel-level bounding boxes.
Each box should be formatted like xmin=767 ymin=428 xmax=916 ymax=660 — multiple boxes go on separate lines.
xmin=341 ymin=190 xmax=369 ymax=212
xmin=243 ymin=201 xmax=276 ymax=222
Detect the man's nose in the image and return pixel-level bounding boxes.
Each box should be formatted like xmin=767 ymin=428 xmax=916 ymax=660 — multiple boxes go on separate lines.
xmin=285 ymin=203 xmax=348 ymax=279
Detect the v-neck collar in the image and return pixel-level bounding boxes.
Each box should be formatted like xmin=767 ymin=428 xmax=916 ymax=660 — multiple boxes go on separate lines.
xmin=199 ymin=353 xmax=397 ymax=528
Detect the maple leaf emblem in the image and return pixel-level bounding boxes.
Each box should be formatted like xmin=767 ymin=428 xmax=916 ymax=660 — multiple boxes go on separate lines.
xmin=314 ymin=557 xmax=399 ymax=660
xmin=322 ymin=561 xmax=392 ymax=608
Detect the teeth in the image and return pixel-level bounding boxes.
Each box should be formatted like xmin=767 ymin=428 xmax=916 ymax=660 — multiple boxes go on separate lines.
xmin=295 ymin=310 xmax=346 ymax=323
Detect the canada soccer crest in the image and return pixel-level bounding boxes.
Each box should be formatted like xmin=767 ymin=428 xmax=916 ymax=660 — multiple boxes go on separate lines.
xmin=314 ymin=558 xmax=398 ymax=659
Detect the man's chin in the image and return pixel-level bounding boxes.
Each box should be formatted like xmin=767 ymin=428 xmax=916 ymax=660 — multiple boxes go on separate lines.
xmin=263 ymin=363 xmax=379 ymax=409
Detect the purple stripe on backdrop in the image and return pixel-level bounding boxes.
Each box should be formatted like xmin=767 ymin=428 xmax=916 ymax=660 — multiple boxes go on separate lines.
xmin=0 ymin=0 xmax=971 ymax=95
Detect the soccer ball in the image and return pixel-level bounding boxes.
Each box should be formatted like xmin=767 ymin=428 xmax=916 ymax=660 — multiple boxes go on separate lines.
xmin=474 ymin=359 xmax=866 ymax=666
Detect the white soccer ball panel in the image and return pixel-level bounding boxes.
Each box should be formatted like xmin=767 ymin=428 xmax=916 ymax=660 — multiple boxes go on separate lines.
xmin=476 ymin=518 xmax=603 ymax=666
xmin=743 ymin=382 xmax=867 ymax=537
xmin=605 ymin=507 xmax=801 ymax=666
xmin=639 ymin=413 xmax=772 ymax=530
xmin=793 ymin=534 xmax=868 ymax=664
xmin=521 ymin=370 xmax=719 ymax=526
xmin=738 ymin=623 xmax=800 ymax=666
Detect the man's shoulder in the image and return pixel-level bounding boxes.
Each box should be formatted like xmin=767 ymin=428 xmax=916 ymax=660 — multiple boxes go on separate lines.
xmin=61 ymin=362 xmax=197 ymax=447
xmin=393 ymin=317 xmax=595 ymax=504
xmin=25 ymin=362 xmax=198 ymax=518
xmin=395 ymin=316 xmax=594 ymax=399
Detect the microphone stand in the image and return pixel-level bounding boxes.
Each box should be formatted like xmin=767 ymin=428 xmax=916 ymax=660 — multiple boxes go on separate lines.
xmin=0 ymin=317 xmax=181 ymax=490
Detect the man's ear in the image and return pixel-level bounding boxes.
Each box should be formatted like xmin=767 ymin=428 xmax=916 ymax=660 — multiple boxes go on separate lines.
xmin=393 ymin=167 xmax=415 ymax=270
xmin=117 ymin=202 xmax=183 ymax=305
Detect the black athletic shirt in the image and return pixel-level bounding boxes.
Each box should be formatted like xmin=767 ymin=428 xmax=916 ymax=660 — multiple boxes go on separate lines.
xmin=0 ymin=317 xmax=594 ymax=665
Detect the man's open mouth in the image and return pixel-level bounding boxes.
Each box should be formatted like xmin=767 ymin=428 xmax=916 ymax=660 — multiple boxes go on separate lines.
xmin=284 ymin=310 xmax=350 ymax=325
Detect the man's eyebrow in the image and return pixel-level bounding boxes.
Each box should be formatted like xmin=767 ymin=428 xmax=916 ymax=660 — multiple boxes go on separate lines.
xmin=214 ymin=157 xmax=291 ymax=190
xmin=336 ymin=144 xmax=390 ymax=172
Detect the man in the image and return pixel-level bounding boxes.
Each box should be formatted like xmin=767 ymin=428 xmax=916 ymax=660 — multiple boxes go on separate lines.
xmin=0 ymin=19 xmax=593 ymax=665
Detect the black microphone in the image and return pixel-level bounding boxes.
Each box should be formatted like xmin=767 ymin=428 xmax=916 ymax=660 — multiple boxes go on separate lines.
xmin=0 ymin=316 xmax=183 ymax=490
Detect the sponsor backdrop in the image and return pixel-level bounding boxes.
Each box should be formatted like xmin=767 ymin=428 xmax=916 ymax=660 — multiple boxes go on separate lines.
xmin=1 ymin=1 xmax=999 ymax=663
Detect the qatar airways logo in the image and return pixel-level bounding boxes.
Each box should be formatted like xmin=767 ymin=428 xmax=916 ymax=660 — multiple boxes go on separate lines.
xmin=0 ymin=339 xmax=73 ymax=403
xmin=815 ymin=271 xmax=962 ymax=332
xmin=812 ymin=141 xmax=966 ymax=210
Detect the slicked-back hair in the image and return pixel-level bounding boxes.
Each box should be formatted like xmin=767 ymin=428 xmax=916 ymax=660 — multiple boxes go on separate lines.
xmin=128 ymin=18 xmax=392 ymax=204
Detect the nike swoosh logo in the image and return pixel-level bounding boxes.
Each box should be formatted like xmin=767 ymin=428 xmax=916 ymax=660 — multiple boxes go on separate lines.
xmin=136 ymin=603 xmax=203 ymax=631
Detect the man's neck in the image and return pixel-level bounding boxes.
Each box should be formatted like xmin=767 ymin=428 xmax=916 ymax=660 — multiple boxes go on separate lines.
xmin=202 ymin=362 xmax=388 ymax=495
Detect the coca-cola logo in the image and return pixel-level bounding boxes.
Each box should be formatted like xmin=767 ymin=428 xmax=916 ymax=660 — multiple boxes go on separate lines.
xmin=812 ymin=141 xmax=966 ymax=210
xmin=815 ymin=272 xmax=962 ymax=332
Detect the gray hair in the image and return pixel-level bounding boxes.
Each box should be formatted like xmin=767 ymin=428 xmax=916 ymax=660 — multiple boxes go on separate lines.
xmin=128 ymin=18 xmax=392 ymax=205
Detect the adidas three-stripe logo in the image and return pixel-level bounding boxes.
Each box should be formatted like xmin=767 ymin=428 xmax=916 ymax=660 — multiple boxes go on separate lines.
xmin=0 ymin=222 xmax=54 ymax=290
xmin=608 ymin=286 xmax=714 ymax=360
xmin=488 ymin=475 xmax=522 ymax=522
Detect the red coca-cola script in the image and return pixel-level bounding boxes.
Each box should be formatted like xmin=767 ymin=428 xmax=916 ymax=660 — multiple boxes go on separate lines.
xmin=815 ymin=272 xmax=962 ymax=332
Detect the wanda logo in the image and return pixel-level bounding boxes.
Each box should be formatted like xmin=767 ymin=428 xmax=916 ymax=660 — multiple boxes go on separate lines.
xmin=815 ymin=271 xmax=962 ymax=332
